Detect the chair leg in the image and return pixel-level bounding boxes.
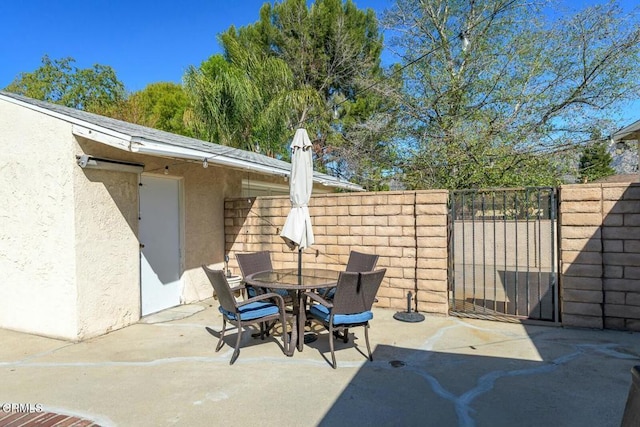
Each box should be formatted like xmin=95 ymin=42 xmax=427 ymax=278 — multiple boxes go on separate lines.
xmin=332 ymin=329 xmax=349 ymax=343
xmin=282 ymin=313 xmax=294 ymax=357
xmin=285 ymin=315 xmax=297 ymax=356
xmin=230 ymin=322 xmax=243 ymax=365
xmin=216 ymin=318 xmax=227 ymax=352
xmin=364 ymin=323 xmax=372 ymax=361
xmin=329 ymin=325 xmax=337 ymax=369
xmin=265 ymin=320 xmax=275 ymax=337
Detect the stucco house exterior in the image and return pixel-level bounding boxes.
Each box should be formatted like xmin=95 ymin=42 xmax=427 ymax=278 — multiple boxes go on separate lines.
xmin=0 ymin=91 xmax=360 ymax=341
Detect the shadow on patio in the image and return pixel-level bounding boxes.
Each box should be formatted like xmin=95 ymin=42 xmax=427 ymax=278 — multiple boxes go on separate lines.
xmin=311 ymin=322 xmax=639 ymax=427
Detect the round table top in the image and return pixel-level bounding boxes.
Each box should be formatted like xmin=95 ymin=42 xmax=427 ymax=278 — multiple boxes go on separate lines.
xmin=245 ymin=268 xmax=340 ymax=290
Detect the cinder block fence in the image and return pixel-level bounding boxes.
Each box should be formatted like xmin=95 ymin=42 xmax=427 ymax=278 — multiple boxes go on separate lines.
xmin=225 ymin=190 xmax=449 ymax=314
xmin=559 ymin=183 xmax=640 ymax=331
xmin=224 ymin=183 xmax=640 ymax=331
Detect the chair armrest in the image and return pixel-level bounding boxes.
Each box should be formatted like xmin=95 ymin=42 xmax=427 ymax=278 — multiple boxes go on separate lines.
xmin=238 ymin=292 xmax=286 ymax=311
xmin=229 ymin=284 xmax=246 ymax=293
xmin=304 ymin=291 xmax=333 ymax=308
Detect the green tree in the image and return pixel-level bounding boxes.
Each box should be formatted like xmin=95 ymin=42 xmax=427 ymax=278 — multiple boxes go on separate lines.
xmin=186 ymin=0 xmax=397 ymax=188
xmin=100 ymin=82 xmax=192 ymax=136
xmin=383 ymin=0 xmax=640 ymax=189
xmin=184 ymin=37 xmax=315 ymax=156
xmin=5 ymin=55 xmax=125 ymax=112
xmin=578 ymin=140 xmax=615 ymax=183
xmin=242 ymin=0 xmax=392 ymax=176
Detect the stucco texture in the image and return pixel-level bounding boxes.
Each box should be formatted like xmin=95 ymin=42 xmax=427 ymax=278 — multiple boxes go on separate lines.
xmin=74 ymin=138 xmax=247 ymax=335
xmin=0 ymin=101 xmax=78 ymax=339
xmin=72 ymin=154 xmax=140 ymax=339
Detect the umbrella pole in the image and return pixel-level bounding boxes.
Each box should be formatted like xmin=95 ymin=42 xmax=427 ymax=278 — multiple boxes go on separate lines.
xmin=298 ymin=246 xmax=317 ymax=344
xmin=297 ymin=247 xmax=302 ymax=286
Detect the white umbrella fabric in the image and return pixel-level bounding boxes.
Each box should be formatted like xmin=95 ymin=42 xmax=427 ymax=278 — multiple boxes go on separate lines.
xmin=280 ymin=128 xmax=315 ymax=346
xmin=280 ymin=128 xmax=315 ymax=252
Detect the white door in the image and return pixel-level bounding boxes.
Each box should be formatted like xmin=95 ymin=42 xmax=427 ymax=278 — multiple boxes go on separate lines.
xmin=139 ymin=175 xmax=182 ymax=316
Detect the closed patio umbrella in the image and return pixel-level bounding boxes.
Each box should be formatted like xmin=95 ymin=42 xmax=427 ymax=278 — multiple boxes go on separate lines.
xmin=280 ymin=128 xmax=315 ymax=279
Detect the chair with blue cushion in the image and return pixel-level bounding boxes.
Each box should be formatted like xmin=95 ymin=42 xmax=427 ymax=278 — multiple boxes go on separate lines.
xmin=305 ymin=269 xmax=386 ymax=368
xmin=236 ymin=251 xmax=292 ymax=303
xmin=318 ymin=250 xmax=379 ymax=300
xmin=202 ymin=265 xmax=294 ymax=365
xmin=236 ymin=251 xmax=293 ymax=339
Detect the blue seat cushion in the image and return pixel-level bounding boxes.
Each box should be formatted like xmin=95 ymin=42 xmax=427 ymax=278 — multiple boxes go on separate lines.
xmin=219 ymin=301 xmax=280 ymax=321
xmin=309 ymin=304 xmax=373 ymax=325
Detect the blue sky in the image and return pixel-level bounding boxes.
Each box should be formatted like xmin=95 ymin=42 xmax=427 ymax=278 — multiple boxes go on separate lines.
xmin=0 ymin=0 xmax=391 ymax=91
xmin=0 ymin=0 xmax=637 ymax=123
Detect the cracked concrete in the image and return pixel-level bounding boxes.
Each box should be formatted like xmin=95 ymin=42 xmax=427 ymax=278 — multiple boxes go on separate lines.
xmin=0 ymin=301 xmax=638 ymax=427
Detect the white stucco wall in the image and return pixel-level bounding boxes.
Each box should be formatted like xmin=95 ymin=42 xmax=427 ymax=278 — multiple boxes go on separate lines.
xmin=74 ymin=139 xmax=244 ymax=313
xmin=0 ymin=100 xmax=79 ymax=339
xmin=72 ymin=157 xmax=141 ymax=339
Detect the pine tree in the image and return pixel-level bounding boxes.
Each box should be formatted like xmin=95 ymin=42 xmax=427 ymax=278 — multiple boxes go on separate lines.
xmin=578 ymin=141 xmax=615 ymax=183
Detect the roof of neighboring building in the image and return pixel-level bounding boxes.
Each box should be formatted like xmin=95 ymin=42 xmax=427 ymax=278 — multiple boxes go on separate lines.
xmin=612 ymin=118 xmax=640 ymax=142
xmin=0 ymin=91 xmax=363 ymax=192
xmin=592 ymin=173 xmax=639 ymax=183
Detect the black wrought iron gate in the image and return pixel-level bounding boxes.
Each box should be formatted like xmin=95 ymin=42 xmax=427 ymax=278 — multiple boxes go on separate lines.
xmin=449 ymin=188 xmax=559 ymax=322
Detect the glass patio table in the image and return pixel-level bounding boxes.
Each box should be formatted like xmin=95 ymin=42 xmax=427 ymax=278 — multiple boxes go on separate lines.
xmin=244 ymin=268 xmax=340 ymax=352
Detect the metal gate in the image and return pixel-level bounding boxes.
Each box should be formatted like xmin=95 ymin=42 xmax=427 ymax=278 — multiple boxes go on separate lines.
xmin=449 ymin=188 xmax=558 ymax=322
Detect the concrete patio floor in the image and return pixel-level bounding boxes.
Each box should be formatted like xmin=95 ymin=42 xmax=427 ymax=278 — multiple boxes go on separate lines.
xmin=1 ymin=300 xmax=639 ymax=427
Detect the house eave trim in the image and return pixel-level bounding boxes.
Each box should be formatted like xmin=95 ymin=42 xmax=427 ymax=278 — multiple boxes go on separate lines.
xmin=72 ymin=125 xmax=131 ymax=149
xmin=129 ymin=139 xmax=364 ymax=191
xmin=130 ymin=139 xmax=289 ymax=176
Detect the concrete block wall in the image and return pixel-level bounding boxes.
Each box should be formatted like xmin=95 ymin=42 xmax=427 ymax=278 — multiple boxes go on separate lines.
xmin=560 ymin=183 xmax=640 ymax=331
xmin=224 ymin=190 xmax=449 ymax=314
xmin=225 ymin=183 xmax=640 ymax=331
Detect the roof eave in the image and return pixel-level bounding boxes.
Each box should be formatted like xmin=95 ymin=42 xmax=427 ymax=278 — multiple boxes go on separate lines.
xmin=0 ymin=92 xmax=363 ymax=192
xmin=612 ymin=118 xmax=640 ymax=142
xmin=128 ymin=137 xmax=364 ymax=192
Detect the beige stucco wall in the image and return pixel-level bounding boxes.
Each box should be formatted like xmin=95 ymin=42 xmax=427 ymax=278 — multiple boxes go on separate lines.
xmin=73 ymin=138 xmax=252 ymax=337
xmin=0 ymin=100 xmax=79 ymax=339
xmin=72 ymin=139 xmax=141 ymax=339
xmin=74 ymin=139 xmax=332 ymax=313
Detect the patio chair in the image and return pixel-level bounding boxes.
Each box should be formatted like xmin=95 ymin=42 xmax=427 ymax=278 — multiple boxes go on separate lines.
xmin=318 ymin=250 xmax=379 ymax=300
xmin=235 ymin=251 xmax=272 ymax=276
xmin=202 ymin=265 xmax=294 ymax=365
xmin=304 ymin=269 xmax=386 ymax=368
xmin=346 ymin=250 xmax=380 ymax=273
xmin=235 ymin=251 xmax=294 ymax=339
xmin=236 ymin=251 xmax=292 ymax=302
